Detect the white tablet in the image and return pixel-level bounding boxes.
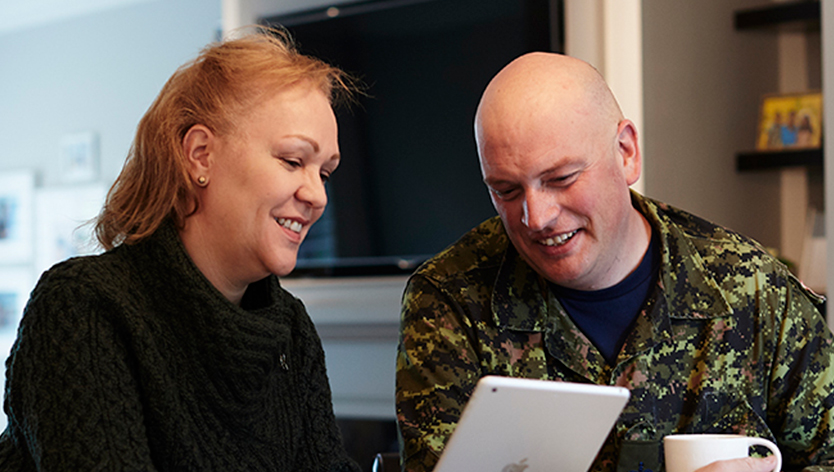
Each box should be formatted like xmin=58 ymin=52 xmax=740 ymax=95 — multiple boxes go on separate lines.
xmin=433 ymin=376 xmax=630 ymax=472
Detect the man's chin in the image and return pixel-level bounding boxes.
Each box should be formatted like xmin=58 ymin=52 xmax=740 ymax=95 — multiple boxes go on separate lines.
xmin=516 ymin=246 xmax=584 ymax=284
xmin=532 ymin=259 xmax=592 ymax=290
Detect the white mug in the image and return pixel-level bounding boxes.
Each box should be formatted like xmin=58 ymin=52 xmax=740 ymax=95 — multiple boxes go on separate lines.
xmin=664 ymin=434 xmax=781 ymax=472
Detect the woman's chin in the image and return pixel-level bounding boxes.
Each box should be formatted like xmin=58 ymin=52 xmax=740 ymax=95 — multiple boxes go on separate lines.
xmin=270 ymin=255 xmax=299 ymax=278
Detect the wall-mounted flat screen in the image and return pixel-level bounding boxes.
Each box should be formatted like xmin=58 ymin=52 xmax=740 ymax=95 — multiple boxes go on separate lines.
xmin=265 ymin=0 xmax=561 ymax=276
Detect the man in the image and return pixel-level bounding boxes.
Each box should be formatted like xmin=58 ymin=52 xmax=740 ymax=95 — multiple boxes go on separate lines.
xmin=396 ymin=52 xmax=834 ymax=472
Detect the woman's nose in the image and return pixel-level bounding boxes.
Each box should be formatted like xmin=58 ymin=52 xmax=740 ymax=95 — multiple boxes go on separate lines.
xmin=296 ymin=170 xmax=328 ymax=209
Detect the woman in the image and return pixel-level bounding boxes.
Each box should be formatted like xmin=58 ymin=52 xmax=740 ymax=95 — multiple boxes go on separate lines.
xmin=0 ymin=29 xmax=361 ymax=472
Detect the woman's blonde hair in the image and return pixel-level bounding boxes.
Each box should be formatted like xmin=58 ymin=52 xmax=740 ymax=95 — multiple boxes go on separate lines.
xmin=94 ymin=27 xmax=354 ymax=250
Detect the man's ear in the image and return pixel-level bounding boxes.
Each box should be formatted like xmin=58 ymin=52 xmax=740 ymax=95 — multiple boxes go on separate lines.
xmin=182 ymin=124 xmax=214 ymax=184
xmin=616 ymin=119 xmax=642 ymax=186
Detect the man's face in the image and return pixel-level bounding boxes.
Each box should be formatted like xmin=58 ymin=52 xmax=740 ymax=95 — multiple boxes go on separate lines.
xmin=478 ymin=119 xmax=641 ymax=291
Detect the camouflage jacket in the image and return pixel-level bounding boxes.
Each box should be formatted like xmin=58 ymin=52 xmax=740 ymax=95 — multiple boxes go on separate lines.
xmin=396 ymin=192 xmax=834 ymax=472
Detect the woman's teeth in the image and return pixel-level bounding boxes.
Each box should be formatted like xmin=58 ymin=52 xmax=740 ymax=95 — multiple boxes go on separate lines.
xmin=277 ymin=218 xmax=302 ymax=233
xmin=541 ymin=230 xmax=577 ymax=246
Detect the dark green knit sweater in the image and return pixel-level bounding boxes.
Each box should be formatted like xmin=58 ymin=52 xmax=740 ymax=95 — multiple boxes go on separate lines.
xmin=0 ymin=221 xmax=360 ymax=472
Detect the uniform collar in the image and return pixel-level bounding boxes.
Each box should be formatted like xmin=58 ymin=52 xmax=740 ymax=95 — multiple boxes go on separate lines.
xmin=632 ymin=192 xmax=734 ymax=321
xmin=489 ymin=191 xmax=734 ymax=334
xmin=490 ymin=242 xmax=550 ymax=332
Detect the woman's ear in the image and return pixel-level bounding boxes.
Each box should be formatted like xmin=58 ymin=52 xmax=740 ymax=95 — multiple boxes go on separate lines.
xmin=182 ymin=124 xmax=214 ymax=186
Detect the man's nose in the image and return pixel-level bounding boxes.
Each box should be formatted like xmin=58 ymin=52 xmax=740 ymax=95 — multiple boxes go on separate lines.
xmin=521 ymin=189 xmax=557 ymax=232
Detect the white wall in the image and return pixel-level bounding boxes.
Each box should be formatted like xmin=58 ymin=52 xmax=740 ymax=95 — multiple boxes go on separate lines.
xmin=0 ymin=0 xmax=221 ymax=430
xmin=0 ymin=0 xmax=158 ymax=34
xmin=641 ymin=0 xmax=783 ymax=249
xmin=823 ymin=0 xmax=834 ymax=321
xmin=0 ymin=0 xmax=221 ymax=187
xmin=564 ymin=0 xmax=644 ymax=193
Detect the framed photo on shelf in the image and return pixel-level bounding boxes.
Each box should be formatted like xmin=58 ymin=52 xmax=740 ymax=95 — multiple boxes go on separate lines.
xmin=0 ymin=267 xmax=32 ymax=334
xmin=34 ymin=184 xmax=106 ymax=277
xmin=59 ymin=131 xmax=100 ymax=183
xmin=756 ymin=91 xmax=823 ymax=151
xmin=0 ymin=267 xmax=33 ymax=368
xmin=0 ymin=170 xmax=35 ymax=265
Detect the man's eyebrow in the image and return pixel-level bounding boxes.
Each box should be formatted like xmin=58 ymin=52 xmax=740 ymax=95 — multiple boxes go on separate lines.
xmin=483 ymin=160 xmax=581 ymax=187
xmin=538 ymin=155 xmax=586 ymax=176
xmin=536 ymin=164 xmax=570 ymax=178
xmin=483 ymin=176 xmax=514 ymax=188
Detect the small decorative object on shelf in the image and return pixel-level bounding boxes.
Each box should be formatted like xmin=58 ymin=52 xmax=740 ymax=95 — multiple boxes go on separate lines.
xmin=734 ymin=1 xmax=823 ymax=172
xmin=756 ymin=91 xmax=823 ymax=151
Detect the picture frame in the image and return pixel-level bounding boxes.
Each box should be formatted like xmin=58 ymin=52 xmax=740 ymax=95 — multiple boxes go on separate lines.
xmin=59 ymin=131 xmax=100 ymax=183
xmin=34 ymin=184 xmax=106 ymax=277
xmin=756 ymin=91 xmax=823 ymax=151
xmin=0 ymin=170 xmax=35 ymax=265
xmin=0 ymin=267 xmax=33 ymax=345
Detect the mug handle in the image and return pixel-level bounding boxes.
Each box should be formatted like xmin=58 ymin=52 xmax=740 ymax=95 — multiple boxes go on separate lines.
xmin=745 ymin=437 xmax=782 ymax=472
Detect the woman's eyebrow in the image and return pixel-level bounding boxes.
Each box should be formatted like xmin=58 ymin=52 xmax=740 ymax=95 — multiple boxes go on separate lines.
xmin=284 ymin=135 xmax=319 ymax=153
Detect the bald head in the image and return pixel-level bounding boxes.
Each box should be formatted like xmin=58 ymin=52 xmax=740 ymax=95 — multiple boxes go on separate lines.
xmin=473 ymin=52 xmax=647 ymax=290
xmin=474 ymin=52 xmax=624 ymax=160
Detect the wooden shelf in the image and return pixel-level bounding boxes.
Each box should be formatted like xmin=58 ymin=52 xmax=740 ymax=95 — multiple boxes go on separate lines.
xmin=735 ymin=2 xmax=823 ymax=172
xmin=734 ymin=1 xmax=819 ymax=31
xmin=736 ymin=148 xmax=822 ymax=171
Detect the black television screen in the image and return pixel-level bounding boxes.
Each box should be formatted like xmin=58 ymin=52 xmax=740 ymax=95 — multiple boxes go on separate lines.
xmin=264 ymin=0 xmax=561 ymax=276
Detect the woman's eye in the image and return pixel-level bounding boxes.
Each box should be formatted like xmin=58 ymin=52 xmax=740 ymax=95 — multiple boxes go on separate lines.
xmin=281 ymin=158 xmax=302 ymax=168
xmin=320 ymin=172 xmax=331 ymax=183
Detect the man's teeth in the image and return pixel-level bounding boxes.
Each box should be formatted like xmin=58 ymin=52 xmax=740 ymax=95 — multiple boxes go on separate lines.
xmin=541 ymin=230 xmax=577 ymax=247
xmin=277 ymin=218 xmax=302 ymax=233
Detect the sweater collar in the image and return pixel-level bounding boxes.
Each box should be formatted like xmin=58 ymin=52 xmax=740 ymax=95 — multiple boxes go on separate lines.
xmin=121 ymin=220 xmax=296 ymax=389
xmin=135 ymin=219 xmax=282 ymax=312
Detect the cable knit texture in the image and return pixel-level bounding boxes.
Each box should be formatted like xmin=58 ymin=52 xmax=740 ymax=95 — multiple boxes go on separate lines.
xmin=0 ymin=221 xmax=360 ymax=472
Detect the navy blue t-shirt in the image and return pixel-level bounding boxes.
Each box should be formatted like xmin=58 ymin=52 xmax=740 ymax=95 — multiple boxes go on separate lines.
xmin=549 ymin=233 xmax=659 ymax=365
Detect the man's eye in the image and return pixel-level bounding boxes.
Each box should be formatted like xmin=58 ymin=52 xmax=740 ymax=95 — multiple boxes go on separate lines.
xmin=548 ymin=172 xmax=578 ymax=187
xmin=491 ymin=187 xmax=519 ymax=200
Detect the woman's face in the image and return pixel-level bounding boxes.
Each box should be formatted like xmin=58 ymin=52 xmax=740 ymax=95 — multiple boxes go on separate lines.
xmin=187 ymin=84 xmax=339 ymax=292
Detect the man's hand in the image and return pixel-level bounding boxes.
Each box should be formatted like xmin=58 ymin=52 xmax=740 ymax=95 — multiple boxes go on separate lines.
xmin=695 ymin=455 xmax=779 ymax=472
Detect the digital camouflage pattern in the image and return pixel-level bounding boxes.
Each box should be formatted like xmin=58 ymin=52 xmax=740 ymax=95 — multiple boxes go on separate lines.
xmin=396 ymin=191 xmax=834 ymax=472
